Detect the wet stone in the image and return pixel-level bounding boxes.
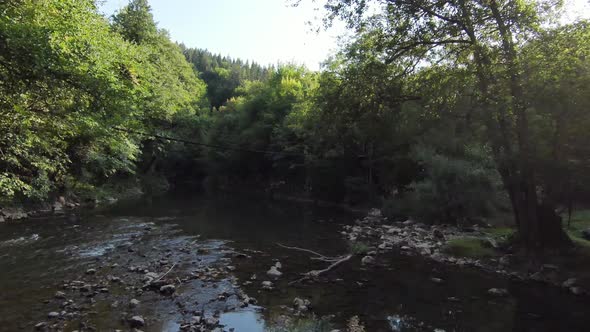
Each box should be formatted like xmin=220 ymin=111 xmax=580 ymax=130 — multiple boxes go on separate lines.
xmin=159 ymin=284 xmax=176 ymax=295
xmin=129 ymin=315 xmax=145 ymax=328
xmin=54 ymin=291 xmax=66 ymax=299
xmin=34 ymin=322 xmax=47 ymax=330
xmin=487 ymin=288 xmax=509 ymax=297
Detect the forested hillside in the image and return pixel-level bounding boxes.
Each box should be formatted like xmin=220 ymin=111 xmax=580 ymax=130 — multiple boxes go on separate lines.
xmin=1 ymin=0 xmax=590 ymax=251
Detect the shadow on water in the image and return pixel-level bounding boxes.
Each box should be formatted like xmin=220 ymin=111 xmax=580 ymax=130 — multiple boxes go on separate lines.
xmin=0 ymin=193 xmax=589 ymax=331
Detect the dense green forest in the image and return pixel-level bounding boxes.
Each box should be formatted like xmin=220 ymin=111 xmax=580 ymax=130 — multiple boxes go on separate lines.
xmin=1 ymin=0 xmax=590 ymax=251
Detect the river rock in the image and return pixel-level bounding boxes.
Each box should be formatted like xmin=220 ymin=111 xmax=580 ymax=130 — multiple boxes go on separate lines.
xmin=275 ymin=261 xmax=282 ymax=269
xmin=570 ymin=286 xmax=584 ymax=295
xmin=47 ymin=312 xmax=59 ymax=319
xmin=159 ymin=284 xmax=176 ymax=295
xmin=368 ymin=208 xmax=382 ymax=218
xmin=54 ymin=291 xmax=66 ymax=299
xmin=499 ymin=255 xmax=511 ymax=266
xmin=433 ymin=229 xmax=445 ymax=240
xmin=205 ymin=316 xmax=219 ymax=327
xmin=261 ymin=281 xmax=273 ymax=290
xmin=487 ymin=288 xmax=509 ymax=297
xmin=361 ymin=255 xmax=375 ymax=265
xmin=34 ymin=322 xmax=47 ymax=330
xmin=430 ymin=277 xmax=444 ymax=284
xmin=293 ymin=297 xmax=311 ymax=312
xmin=130 ymin=299 xmax=140 ymax=307
xmin=266 ymin=266 xmax=282 ymax=278
xmin=190 ymin=316 xmax=201 ymax=324
xmin=129 ymin=315 xmax=145 ymax=328
xmin=85 ymin=268 xmax=96 ymax=275
xmin=562 ymin=278 xmax=577 ymax=288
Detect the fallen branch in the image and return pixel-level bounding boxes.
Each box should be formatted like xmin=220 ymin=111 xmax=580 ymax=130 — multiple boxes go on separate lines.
xmin=277 ymin=243 xmax=339 ymax=262
xmin=155 ymin=263 xmax=177 ymax=282
xmin=289 ymin=254 xmax=353 ymax=285
xmin=278 ymin=243 xmax=353 ymax=284
xmin=307 ymin=254 xmax=353 ymax=277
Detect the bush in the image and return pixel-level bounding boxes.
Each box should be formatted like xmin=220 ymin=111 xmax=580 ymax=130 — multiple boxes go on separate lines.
xmin=384 ymin=145 xmax=503 ymax=224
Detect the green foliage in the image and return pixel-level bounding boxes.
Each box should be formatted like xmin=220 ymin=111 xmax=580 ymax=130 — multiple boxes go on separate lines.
xmin=349 ymin=241 xmax=371 ymax=255
xmin=385 ymin=145 xmax=502 ymax=224
xmin=0 ymin=0 xmax=206 ymax=203
xmin=444 ymin=237 xmax=497 ymax=258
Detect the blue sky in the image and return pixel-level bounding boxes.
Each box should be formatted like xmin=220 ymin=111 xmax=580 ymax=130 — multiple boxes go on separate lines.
xmin=99 ymin=0 xmax=344 ymax=70
xmin=99 ymin=0 xmax=589 ymax=71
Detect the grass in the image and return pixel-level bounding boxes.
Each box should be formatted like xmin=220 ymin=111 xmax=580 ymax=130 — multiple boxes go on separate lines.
xmin=485 ymin=226 xmax=514 ymax=238
xmin=563 ymin=209 xmax=590 ymax=250
xmin=349 ymin=241 xmax=371 ymax=255
xmin=444 ymin=236 xmax=497 ymax=258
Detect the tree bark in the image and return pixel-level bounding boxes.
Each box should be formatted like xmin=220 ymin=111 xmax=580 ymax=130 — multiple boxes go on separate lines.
xmin=487 ymin=0 xmax=571 ymax=251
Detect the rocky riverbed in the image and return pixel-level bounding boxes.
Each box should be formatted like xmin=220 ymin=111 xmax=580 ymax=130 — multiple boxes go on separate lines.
xmin=342 ymin=209 xmax=590 ymax=297
xmin=2 ymin=195 xmax=590 ymax=332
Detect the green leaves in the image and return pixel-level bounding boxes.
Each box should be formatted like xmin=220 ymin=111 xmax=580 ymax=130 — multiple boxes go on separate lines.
xmin=0 ymin=0 xmax=207 ymax=202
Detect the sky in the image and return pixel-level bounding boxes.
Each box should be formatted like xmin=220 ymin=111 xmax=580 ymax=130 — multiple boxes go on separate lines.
xmin=99 ymin=0 xmax=344 ymax=71
xmin=99 ymin=0 xmax=590 ymax=71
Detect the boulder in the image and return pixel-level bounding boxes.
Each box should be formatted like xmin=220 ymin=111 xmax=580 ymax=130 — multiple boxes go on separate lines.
xmin=204 ymin=317 xmax=219 ymax=327
xmin=499 ymin=255 xmax=511 ymax=266
xmin=570 ymin=287 xmax=584 ymax=295
xmin=368 ymin=208 xmax=382 ymax=218
xmin=361 ymin=255 xmax=375 ymax=265
xmin=129 ymin=315 xmax=145 ymax=328
xmin=159 ymin=284 xmax=176 ymax=295
xmin=433 ymin=229 xmax=445 ymax=240
xmin=266 ymin=266 xmax=282 ymax=278
xmin=562 ymin=278 xmax=577 ymax=288
xmin=293 ymin=297 xmax=311 ymax=312
xmin=487 ymin=288 xmax=509 ymax=297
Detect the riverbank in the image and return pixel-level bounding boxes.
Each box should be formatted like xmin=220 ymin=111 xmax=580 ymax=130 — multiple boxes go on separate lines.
xmin=342 ymin=209 xmax=590 ymax=297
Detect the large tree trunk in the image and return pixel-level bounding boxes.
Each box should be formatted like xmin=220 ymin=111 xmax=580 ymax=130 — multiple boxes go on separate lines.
xmin=502 ymin=171 xmax=572 ymax=251
xmin=486 ymin=0 xmax=572 ymax=251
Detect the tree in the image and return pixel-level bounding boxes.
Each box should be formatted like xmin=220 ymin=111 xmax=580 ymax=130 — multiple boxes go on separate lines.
xmin=312 ymin=0 xmax=575 ymax=250
xmin=111 ymin=0 xmax=158 ymax=44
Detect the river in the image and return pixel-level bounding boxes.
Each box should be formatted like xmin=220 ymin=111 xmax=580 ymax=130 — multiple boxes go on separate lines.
xmin=1 ymin=194 xmax=589 ymax=331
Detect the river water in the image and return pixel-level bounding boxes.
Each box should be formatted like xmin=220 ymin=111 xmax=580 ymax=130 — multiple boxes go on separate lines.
xmin=1 ymin=194 xmax=589 ymax=331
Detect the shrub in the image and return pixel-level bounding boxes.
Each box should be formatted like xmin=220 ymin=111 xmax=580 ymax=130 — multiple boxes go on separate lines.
xmin=384 ymin=145 xmax=503 ymax=224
